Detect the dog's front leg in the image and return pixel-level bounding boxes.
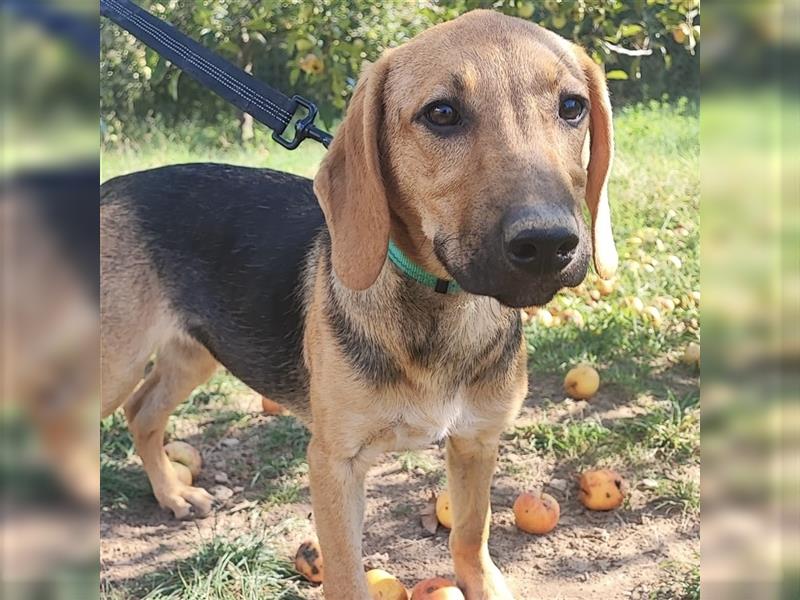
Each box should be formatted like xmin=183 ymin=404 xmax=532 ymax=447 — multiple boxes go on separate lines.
xmin=447 ymin=433 xmax=514 ymax=600
xmin=308 ymin=434 xmax=370 ymax=599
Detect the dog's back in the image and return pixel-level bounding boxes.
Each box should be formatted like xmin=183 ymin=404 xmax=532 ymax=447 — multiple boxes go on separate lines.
xmin=101 ymin=164 xmax=325 ymax=418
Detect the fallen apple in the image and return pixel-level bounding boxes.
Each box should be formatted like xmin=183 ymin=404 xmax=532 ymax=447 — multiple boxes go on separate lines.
xmin=366 ymin=568 xmax=408 ymax=600
xmin=261 ymin=395 xmax=289 ymax=416
xmin=295 ymin=538 xmax=323 ymax=584
xmin=164 ymin=440 xmax=202 ymax=478
xmin=435 ymin=490 xmax=452 ymax=529
xmin=169 ymin=460 xmax=193 ymax=486
xmin=513 ymin=492 xmax=560 ymax=534
xmin=564 ymin=364 xmax=600 ymax=400
xmin=682 ymin=342 xmax=700 ymax=365
xmin=410 ymin=577 xmax=465 ymax=600
xmin=579 ymin=469 xmax=626 ymax=511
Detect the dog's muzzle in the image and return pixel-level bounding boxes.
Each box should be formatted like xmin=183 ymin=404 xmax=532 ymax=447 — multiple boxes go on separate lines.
xmin=436 ymin=205 xmax=591 ymax=308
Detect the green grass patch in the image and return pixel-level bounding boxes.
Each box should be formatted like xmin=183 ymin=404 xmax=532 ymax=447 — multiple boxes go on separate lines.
xmin=101 ymin=411 xmax=150 ymax=509
xmin=509 ymin=392 xmax=699 ymax=471
xmin=397 ymin=451 xmax=437 ymax=475
xmin=177 ymin=370 xmax=250 ymax=417
xmin=615 ymin=391 xmax=700 ymax=463
xmin=253 ymin=416 xmax=311 ymax=506
xmin=651 ymin=478 xmax=700 ymax=519
xmin=510 ymin=419 xmax=613 ymax=460
xmin=649 ymin=561 xmax=700 ymax=600
xmin=101 ymin=127 xmax=327 ymax=183
xmin=130 ymin=533 xmax=306 ymax=600
xmin=101 ymin=410 xmax=135 ymax=462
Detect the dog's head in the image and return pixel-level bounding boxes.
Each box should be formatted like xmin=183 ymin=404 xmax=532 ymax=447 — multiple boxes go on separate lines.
xmin=313 ymin=10 xmax=617 ymax=308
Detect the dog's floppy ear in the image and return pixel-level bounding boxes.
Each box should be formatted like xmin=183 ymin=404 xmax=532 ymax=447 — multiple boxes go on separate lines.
xmin=313 ymin=56 xmax=391 ymax=290
xmin=574 ymin=47 xmax=618 ymax=280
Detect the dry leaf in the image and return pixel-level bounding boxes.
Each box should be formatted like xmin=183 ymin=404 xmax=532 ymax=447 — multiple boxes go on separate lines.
xmin=261 ymin=396 xmax=289 ymax=415
xmin=420 ymin=492 xmax=438 ymax=534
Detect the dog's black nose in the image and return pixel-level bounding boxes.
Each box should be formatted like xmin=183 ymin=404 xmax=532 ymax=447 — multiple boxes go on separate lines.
xmin=505 ymin=226 xmax=579 ymax=273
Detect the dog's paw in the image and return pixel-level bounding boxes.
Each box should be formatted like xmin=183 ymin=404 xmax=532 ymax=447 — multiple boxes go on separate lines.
xmin=459 ymin=563 xmax=514 ymax=600
xmin=155 ymin=484 xmax=214 ymax=519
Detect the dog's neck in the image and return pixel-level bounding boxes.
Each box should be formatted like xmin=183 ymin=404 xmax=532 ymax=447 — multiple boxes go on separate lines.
xmin=321 ymin=230 xmax=521 ymax=394
xmin=388 ymin=210 xmax=451 ymax=280
xmin=328 ymin=240 xmax=512 ymax=328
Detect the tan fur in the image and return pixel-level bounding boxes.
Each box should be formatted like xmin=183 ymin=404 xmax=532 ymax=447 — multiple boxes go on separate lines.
xmin=124 ymin=336 xmax=217 ymax=518
xmin=305 ymin=13 xmax=615 ymax=598
xmin=316 ymin=11 xmax=615 ymax=284
xmin=573 ymin=46 xmax=618 ymax=279
xmin=301 ymin=244 xmax=527 ymax=599
xmin=102 ymin=10 xmax=616 ymax=599
xmin=313 ymin=57 xmax=392 ymax=290
xmin=101 ymin=201 xmax=218 ymax=518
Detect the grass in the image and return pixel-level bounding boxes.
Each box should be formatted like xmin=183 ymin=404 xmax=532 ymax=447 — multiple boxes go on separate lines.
xmin=511 ymin=101 xmax=700 ymax=523
xmin=100 ymin=99 xmax=699 ymax=597
xmin=101 ymin=410 xmax=150 ymax=509
xmin=509 ymin=391 xmax=699 ymax=468
xmin=649 ymin=561 xmax=700 ymax=600
xmin=101 ymin=127 xmax=328 ymax=183
xmin=101 ymin=533 xmax=307 ymax=600
xmin=177 ymin=370 xmax=252 ymax=417
xmin=252 ymin=416 xmax=311 ymax=505
xmin=397 ymin=451 xmax=437 ymax=474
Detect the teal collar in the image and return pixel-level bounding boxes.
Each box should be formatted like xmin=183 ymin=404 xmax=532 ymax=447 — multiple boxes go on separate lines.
xmin=387 ymin=240 xmax=461 ymax=295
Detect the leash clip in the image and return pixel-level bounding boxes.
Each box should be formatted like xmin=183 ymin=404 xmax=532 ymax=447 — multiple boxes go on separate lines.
xmin=272 ymin=95 xmax=333 ymax=150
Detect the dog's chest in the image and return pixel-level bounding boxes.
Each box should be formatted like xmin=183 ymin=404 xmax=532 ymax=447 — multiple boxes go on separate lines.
xmin=375 ymin=385 xmax=482 ymax=453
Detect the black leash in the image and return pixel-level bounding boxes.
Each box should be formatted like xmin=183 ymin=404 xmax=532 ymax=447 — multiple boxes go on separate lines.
xmin=99 ymin=0 xmax=332 ymax=150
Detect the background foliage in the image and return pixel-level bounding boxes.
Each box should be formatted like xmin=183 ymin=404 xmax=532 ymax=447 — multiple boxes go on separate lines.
xmin=100 ymin=0 xmax=699 ymax=147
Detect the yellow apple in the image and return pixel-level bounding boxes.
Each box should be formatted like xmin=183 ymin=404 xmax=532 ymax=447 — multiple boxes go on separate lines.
xmin=564 ymin=364 xmax=600 ymax=400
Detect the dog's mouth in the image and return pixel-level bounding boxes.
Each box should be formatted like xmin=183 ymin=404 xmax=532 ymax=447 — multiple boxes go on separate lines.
xmin=434 ymin=231 xmax=591 ymax=309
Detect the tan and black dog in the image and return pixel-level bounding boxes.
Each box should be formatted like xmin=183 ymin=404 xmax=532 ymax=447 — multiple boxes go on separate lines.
xmin=100 ymin=10 xmax=617 ymax=599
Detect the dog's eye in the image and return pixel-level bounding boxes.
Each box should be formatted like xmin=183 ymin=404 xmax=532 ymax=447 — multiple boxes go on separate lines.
xmin=559 ymin=97 xmax=585 ymax=123
xmin=424 ymin=102 xmax=461 ymax=128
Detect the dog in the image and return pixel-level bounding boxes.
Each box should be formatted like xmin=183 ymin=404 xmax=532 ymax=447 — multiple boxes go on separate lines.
xmin=100 ymin=10 xmax=617 ymax=599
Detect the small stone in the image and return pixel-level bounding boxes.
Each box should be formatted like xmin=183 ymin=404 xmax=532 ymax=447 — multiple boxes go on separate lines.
xmin=211 ymin=485 xmax=234 ymax=501
xmin=548 ymin=478 xmax=568 ymax=492
xmin=221 ymin=438 xmax=240 ymax=447
xmin=229 ymin=500 xmax=256 ymax=513
xmin=215 ymin=472 xmax=229 ymax=484
xmin=363 ymin=552 xmax=389 ymax=569
xmin=639 ymin=478 xmax=659 ymax=489
xmin=233 ymin=486 xmax=244 ymax=493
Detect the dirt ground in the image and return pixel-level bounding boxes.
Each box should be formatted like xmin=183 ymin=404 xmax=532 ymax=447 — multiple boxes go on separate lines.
xmin=100 ymin=371 xmax=699 ymax=599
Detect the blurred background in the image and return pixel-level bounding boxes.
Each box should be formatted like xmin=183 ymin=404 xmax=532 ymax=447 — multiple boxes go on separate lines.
xmin=2 ymin=1 xmax=99 ymax=600
xmin=700 ymin=1 xmax=798 ymax=599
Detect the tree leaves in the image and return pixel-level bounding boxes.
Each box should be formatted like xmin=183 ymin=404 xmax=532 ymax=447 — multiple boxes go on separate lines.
xmin=607 ymin=70 xmax=630 ymax=81
xmin=101 ymin=0 xmax=700 ymax=143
